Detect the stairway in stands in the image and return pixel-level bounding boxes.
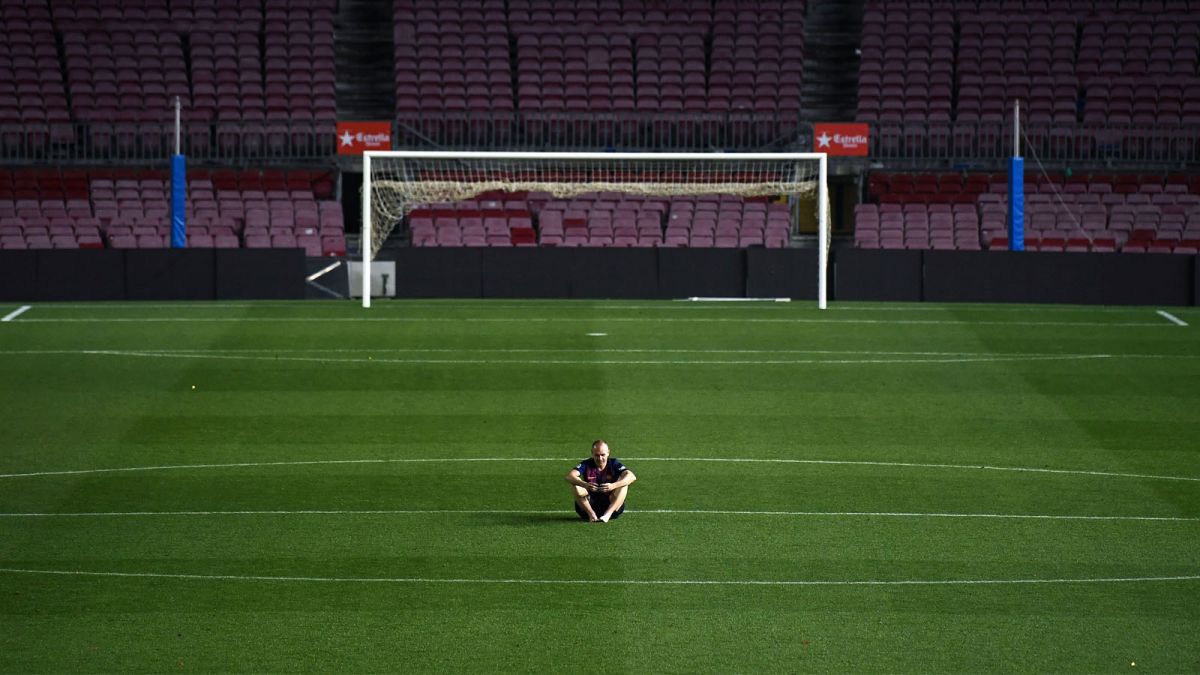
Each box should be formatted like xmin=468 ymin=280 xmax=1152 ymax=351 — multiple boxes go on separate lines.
xmin=334 ymin=0 xmax=395 ymax=122
xmin=334 ymin=0 xmax=397 ymax=256
xmin=800 ymin=0 xmax=864 ymax=122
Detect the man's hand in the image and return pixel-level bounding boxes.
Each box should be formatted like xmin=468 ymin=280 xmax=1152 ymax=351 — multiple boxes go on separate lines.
xmin=594 ymin=483 xmax=614 ymax=493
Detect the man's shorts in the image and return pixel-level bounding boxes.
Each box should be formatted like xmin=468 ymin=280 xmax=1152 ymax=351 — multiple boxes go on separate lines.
xmin=575 ymin=493 xmax=625 ymax=521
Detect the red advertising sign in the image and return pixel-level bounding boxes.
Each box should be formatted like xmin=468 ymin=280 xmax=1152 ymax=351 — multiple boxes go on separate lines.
xmin=813 ymin=122 xmax=870 ymax=156
xmin=336 ymin=121 xmax=393 ymax=155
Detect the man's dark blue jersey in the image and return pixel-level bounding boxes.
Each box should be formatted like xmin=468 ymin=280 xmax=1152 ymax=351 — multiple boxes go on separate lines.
xmin=573 ymin=457 xmax=630 ymax=521
xmin=574 ymin=457 xmax=629 ymax=485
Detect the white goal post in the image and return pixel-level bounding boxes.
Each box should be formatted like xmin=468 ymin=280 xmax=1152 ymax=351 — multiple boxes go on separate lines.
xmin=361 ymin=151 xmax=829 ymax=308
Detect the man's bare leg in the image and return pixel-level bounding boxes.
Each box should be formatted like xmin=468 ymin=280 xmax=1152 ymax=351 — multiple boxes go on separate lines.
xmin=573 ymin=485 xmax=599 ymax=522
xmin=598 ymin=485 xmax=628 ymax=523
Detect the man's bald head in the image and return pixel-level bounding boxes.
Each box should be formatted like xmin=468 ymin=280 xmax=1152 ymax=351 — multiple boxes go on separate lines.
xmin=591 ymin=439 xmax=610 ymax=467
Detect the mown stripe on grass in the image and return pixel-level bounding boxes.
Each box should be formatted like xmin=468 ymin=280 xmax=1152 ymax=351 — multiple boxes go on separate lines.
xmin=6 ymin=316 xmax=1175 ymax=327
xmin=0 ymin=347 xmax=1167 ymax=356
xmin=2 ymin=456 xmax=1197 ymax=483
xmin=1 ymin=508 xmax=1196 ymax=522
xmin=23 ymin=301 xmax=1198 ymax=316
xmin=0 ymin=348 xmax=1120 ymax=367
xmin=1 ymin=567 xmax=1197 ymax=587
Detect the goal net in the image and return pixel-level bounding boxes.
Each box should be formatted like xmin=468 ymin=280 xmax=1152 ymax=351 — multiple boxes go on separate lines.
xmin=362 ymin=151 xmax=830 ymax=307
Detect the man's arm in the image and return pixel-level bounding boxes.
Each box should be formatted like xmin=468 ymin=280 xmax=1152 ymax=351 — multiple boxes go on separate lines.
xmin=564 ymin=469 xmax=596 ymax=491
xmin=595 ymin=469 xmax=636 ymax=493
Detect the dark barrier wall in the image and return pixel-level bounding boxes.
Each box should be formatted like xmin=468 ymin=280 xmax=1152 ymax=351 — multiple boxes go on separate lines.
xmin=923 ymin=250 xmax=1193 ymax=306
xmin=1098 ymin=254 xmax=1194 ymax=307
xmin=658 ymin=248 xmax=744 ymax=298
xmin=126 ymin=249 xmax=216 ymax=300
xmin=4 ymin=248 xmax=1195 ymax=305
xmin=1195 ymin=257 xmax=1200 ymax=305
xmin=833 ymin=249 xmax=923 ymax=302
xmin=215 ymin=249 xmax=305 ymax=300
xmin=746 ymin=248 xmax=818 ymax=299
xmin=564 ymin=247 xmax=659 ymax=299
xmin=0 ymin=249 xmax=304 ymax=301
xmin=393 ymin=248 xmax=483 ymax=298
xmin=396 ymin=248 xmax=728 ymax=299
xmin=0 ymin=250 xmax=37 ymax=302
xmin=478 ymin=248 xmax=660 ymax=298
xmin=481 ymin=247 xmax=572 ymax=298
xmin=37 ymin=249 xmax=126 ymax=301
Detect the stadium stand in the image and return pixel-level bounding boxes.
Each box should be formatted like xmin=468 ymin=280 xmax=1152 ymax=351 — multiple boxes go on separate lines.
xmin=0 ymin=0 xmax=342 ymax=254
xmin=858 ymin=1 xmax=1200 ymax=162
xmin=0 ymin=0 xmax=336 ymax=161
xmin=3 ymin=0 xmax=1199 ymax=256
xmin=393 ymin=0 xmax=807 ymax=148
xmin=857 ymin=172 xmax=1200 ymax=253
xmin=404 ymin=193 xmax=793 ymax=249
xmin=0 ymin=167 xmax=345 ymax=255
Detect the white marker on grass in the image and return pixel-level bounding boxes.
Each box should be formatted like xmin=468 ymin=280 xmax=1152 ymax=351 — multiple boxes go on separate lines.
xmin=1156 ymin=310 xmax=1188 ymax=326
xmin=1 ymin=305 xmax=30 ymax=322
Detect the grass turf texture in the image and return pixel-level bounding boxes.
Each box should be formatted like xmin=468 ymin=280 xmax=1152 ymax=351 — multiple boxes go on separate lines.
xmin=0 ymin=299 xmax=1197 ymax=673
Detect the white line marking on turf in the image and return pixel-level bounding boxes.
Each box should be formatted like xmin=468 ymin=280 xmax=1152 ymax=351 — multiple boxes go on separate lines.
xmin=1 ymin=305 xmax=30 ymax=322
xmin=683 ymin=297 xmax=791 ymax=302
xmin=0 ymin=456 xmax=1196 ymax=483
xmin=0 ymin=508 xmax=1195 ymax=522
xmin=635 ymin=457 xmax=1200 ymax=483
xmin=0 ymin=347 xmax=1158 ymax=356
xmin=0 ymin=348 xmax=1119 ymax=367
xmin=31 ymin=301 xmax=1184 ymax=314
xmin=8 ymin=316 xmax=1173 ymax=327
xmin=1157 ymin=310 xmax=1188 ymax=326
xmin=0 ymin=567 xmax=1196 ymax=587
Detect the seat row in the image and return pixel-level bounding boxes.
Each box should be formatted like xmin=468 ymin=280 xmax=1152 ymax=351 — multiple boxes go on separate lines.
xmin=406 ymin=194 xmax=796 ymax=249
xmin=857 ymin=171 xmax=1200 ymax=253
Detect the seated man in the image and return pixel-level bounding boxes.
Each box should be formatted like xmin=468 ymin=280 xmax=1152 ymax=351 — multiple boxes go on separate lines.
xmin=564 ymin=439 xmax=636 ymax=523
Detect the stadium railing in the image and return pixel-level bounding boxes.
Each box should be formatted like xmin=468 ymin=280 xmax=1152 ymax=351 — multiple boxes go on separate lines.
xmin=0 ymin=121 xmax=336 ymax=164
xmin=3 ymin=117 xmax=1197 ymax=169
xmin=869 ymin=121 xmax=1199 ymax=167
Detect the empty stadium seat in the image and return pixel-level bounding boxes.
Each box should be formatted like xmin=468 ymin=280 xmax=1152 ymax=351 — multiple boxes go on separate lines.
xmin=859 ymin=171 xmax=1200 ymax=253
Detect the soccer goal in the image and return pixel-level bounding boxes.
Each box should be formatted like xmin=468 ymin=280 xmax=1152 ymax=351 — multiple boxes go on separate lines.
xmin=361 ymin=151 xmax=830 ymax=308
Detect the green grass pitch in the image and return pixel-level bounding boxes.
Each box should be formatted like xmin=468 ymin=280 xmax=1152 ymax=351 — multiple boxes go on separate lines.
xmin=0 ymin=299 xmax=1197 ymax=673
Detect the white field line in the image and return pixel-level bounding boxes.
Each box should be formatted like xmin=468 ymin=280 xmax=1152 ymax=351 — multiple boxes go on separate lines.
xmin=0 ymin=348 xmax=1119 ymax=367
xmin=30 ymin=301 xmax=1186 ymax=314
xmin=683 ymin=297 xmax=791 ymax=302
xmin=1 ymin=456 xmax=1197 ymax=483
xmin=0 ymin=305 xmax=30 ymax=322
xmin=1157 ymin=310 xmax=1188 ymax=326
xmin=7 ymin=316 xmax=1174 ymax=327
xmin=4 ymin=347 xmax=1193 ymax=367
xmin=0 ymin=508 xmax=1196 ymax=522
xmin=0 ymin=346 xmax=1163 ymax=356
xmin=0 ymin=567 xmax=1196 ymax=587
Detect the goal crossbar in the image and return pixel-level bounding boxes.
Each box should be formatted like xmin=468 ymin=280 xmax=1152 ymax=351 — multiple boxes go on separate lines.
xmin=362 ymin=151 xmax=829 ymax=308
